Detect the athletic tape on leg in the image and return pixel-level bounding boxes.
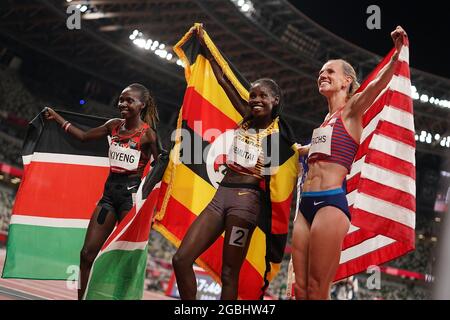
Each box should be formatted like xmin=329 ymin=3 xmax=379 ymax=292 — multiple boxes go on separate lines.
xmin=229 ymin=226 xmax=249 ymax=247
xmin=96 ymin=207 xmax=109 ymax=225
xmin=132 ymin=192 xmax=136 ymax=206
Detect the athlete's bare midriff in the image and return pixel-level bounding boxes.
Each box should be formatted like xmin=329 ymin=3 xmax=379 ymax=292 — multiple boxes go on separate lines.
xmin=303 ymin=160 xmax=348 ymax=192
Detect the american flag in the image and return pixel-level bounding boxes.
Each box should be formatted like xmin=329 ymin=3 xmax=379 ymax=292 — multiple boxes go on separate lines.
xmin=336 ymin=36 xmax=416 ymax=280
xmin=286 ymin=37 xmax=415 ymax=297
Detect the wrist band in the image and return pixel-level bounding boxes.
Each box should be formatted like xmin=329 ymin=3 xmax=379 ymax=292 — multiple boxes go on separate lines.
xmin=63 ymin=122 xmax=71 ymax=132
xmin=61 ymin=120 xmax=68 ymax=128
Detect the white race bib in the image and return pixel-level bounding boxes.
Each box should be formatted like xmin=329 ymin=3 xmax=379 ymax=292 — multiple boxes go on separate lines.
xmin=228 ymin=138 xmax=261 ymax=168
xmin=308 ymin=125 xmax=333 ymax=157
xmin=109 ymin=143 xmax=141 ymax=171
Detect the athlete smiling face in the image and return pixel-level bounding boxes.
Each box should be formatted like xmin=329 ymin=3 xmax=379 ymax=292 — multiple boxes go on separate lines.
xmin=117 ymin=87 xmax=145 ymax=120
xmin=248 ymin=82 xmax=278 ymax=122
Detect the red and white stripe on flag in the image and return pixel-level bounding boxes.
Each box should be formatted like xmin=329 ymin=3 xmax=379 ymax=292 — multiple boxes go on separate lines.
xmin=335 ymin=38 xmax=416 ymax=280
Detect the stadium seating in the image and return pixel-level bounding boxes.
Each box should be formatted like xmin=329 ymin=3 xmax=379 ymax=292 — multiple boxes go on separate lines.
xmin=0 ymin=189 xmax=14 ymax=234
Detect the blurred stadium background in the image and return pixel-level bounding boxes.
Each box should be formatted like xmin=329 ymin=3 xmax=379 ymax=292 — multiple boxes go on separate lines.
xmin=0 ymin=0 xmax=449 ymax=300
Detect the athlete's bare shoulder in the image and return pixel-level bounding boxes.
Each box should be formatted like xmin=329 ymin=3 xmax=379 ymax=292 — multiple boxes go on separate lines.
xmin=104 ymin=118 xmax=122 ymax=130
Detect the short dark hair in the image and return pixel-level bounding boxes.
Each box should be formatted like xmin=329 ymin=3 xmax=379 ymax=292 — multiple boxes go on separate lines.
xmin=251 ymin=78 xmax=283 ymax=118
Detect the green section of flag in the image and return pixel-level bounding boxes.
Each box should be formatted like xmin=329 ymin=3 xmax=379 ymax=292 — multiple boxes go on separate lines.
xmin=85 ymin=246 xmax=148 ymax=300
xmin=2 ymin=224 xmax=86 ymax=280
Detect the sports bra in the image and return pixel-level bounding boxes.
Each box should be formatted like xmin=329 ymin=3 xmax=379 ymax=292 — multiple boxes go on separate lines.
xmin=308 ymin=108 xmax=359 ymax=172
xmin=109 ymin=120 xmax=150 ymax=174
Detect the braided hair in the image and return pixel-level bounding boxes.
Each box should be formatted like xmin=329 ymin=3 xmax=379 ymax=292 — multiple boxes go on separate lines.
xmin=127 ymin=83 xmax=159 ymax=129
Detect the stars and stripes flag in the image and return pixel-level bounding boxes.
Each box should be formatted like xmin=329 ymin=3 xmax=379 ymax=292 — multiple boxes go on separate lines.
xmin=337 ymin=36 xmax=415 ymax=280
xmin=288 ymin=35 xmax=415 ymax=295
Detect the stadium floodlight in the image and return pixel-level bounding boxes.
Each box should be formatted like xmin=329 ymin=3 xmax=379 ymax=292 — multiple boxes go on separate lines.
xmin=231 ymin=0 xmax=255 ymax=15
xmin=133 ymin=39 xmax=146 ymax=48
xmin=411 ymin=85 xmax=450 ymax=109
xmin=416 ymin=130 xmax=450 ymax=148
xmin=241 ymin=3 xmax=250 ymax=12
xmin=129 ymin=29 xmax=179 ymax=66
xmin=66 ymin=0 xmax=72 ymax=2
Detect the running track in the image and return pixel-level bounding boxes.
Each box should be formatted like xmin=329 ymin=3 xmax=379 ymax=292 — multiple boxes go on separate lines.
xmin=0 ymin=248 xmax=174 ymax=300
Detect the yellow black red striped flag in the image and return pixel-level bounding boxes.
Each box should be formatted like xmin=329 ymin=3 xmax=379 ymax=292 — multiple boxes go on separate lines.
xmin=153 ymin=24 xmax=299 ymax=299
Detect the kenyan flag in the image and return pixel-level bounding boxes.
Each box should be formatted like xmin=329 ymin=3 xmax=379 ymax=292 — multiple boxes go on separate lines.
xmin=2 ymin=110 xmax=110 ymax=280
xmin=2 ymin=109 xmax=164 ymax=300
xmin=83 ymin=179 xmax=161 ymax=300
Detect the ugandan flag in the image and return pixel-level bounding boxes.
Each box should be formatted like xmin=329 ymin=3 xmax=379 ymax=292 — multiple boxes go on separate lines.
xmin=153 ymin=24 xmax=299 ymax=299
xmin=2 ymin=110 xmax=110 ymax=279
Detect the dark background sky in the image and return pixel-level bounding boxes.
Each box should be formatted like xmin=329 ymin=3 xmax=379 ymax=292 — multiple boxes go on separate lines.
xmin=288 ymin=1 xmax=450 ymax=79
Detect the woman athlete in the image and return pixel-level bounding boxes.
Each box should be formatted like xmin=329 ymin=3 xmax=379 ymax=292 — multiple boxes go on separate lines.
xmin=45 ymin=83 xmax=160 ymax=299
xmin=172 ymin=28 xmax=292 ymax=300
xmin=292 ymin=26 xmax=407 ymax=300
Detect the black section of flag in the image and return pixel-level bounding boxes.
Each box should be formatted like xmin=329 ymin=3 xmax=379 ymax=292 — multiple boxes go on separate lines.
xmin=179 ymin=120 xmax=213 ymax=187
xmin=23 ymin=109 xmax=109 ymax=157
xmin=181 ymin=33 xmax=250 ymax=90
